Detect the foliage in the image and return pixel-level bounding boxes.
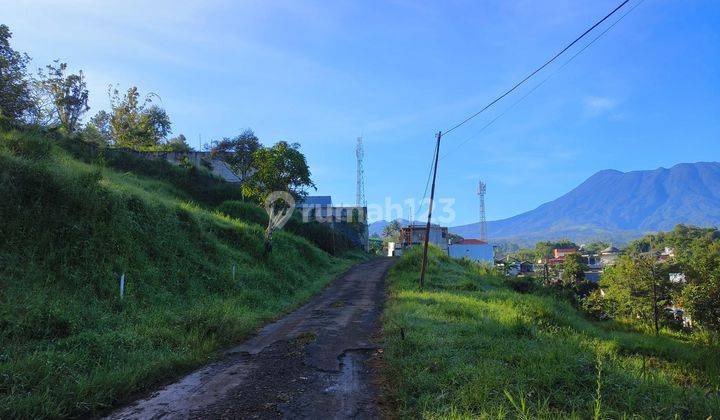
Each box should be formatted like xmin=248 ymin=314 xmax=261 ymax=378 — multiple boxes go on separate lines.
xmin=244 ymin=140 xmax=315 ymax=203
xmin=0 ymin=24 xmax=34 ymax=122
xmin=95 ymin=86 xmax=171 ymax=148
xmin=65 ymin=131 xmax=244 ymax=206
xmin=36 ymin=61 xmax=89 ymax=132
xmin=218 ymin=200 xmax=357 ymax=255
xmin=562 ymin=252 xmax=587 ymax=285
xmin=165 ymin=133 xmax=193 ymax=152
xmin=383 ymin=247 xmax=720 ymax=418
xmin=600 ymin=255 xmax=674 ymax=335
xmin=382 ymin=219 xmax=402 ymax=242
xmin=535 ymin=240 xmax=578 ymax=260
xmin=208 ymin=129 xmax=260 ymax=183
xmin=0 ymin=128 xmax=361 ymax=417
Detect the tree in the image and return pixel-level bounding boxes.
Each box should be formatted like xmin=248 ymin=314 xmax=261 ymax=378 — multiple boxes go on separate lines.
xmin=0 ymin=24 xmax=34 ymax=122
xmin=245 ymin=141 xmax=315 ymax=203
xmin=36 ymin=61 xmax=89 ymax=132
xmin=86 ymin=110 xmax=112 ymax=145
xmin=107 ymin=86 xmax=171 ymax=148
xmin=562 ymin=253 xmax=587 ymax=285
xmin=165 ymin=134 xmax=193 ymax=152
xmin=600 ymin=255 xmax=672 ymax=335
xmin=676 ymin=237 xmax=720 ymax=339
xmin=209 ymin=129 xmax=261 ymax=197
xmin=382 ymin=220 xmax=402 ymax=239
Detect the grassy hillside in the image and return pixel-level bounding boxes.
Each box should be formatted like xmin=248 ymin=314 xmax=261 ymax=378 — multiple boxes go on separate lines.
xmin=0 ymin=128 xmax=363 ymax=418
xmin=383 ymin=247 xmax=720 ymax=418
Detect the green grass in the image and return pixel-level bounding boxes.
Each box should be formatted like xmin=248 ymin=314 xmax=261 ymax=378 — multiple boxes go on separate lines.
xmin=0 ymin=128 xmax=364 ymax=418
xmin=383 ymin=247 xmax=720 ymax=419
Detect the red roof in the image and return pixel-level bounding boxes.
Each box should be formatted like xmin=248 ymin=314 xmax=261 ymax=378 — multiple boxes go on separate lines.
xmin=459 ymin=239 xmax=487 ymax=245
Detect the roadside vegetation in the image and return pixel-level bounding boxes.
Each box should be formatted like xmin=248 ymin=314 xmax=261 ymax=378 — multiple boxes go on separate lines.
xmin=0 ymin=127 xmax=364 ymax=418
xmin=382 ymin=246 xmax=720 ymax=418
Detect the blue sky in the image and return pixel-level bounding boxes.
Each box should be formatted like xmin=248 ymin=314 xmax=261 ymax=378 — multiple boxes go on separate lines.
xmin=3 ymin=0 xmax=719 ymax=226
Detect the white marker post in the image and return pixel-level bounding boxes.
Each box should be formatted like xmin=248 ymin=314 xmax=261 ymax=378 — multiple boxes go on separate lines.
xmin=120 ymin=273 xmax=125 ymax=299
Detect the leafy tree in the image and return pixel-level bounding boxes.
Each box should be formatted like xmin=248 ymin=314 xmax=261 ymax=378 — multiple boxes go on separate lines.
xmin=36 ymin=61 xmax=89 ymax=132
xmin=0 ymin=24 xmax=34 ymax=122
xmin=86 ymin=110 xmax=113 ymax=144
xmin=600 ymin=255 xmax=672 ymax=335
xmin=106 ymin=86 xmax=171 ymax=148
xmin=676 ymin=236 xmax=720 ymax=339
xmin=383 ymin=220 xmax=402 ymax=238
xmin=209 ymin=129 xmax=261 ymax=197
xmin=245 ymin=141 xmax=315 ymax=203
xmin=510 ymin=248 xmax=537 ymax=263
xmin=81 ymin=124 xmax=109 ymax=146
xmin=562 ymin=253 xmax=587 ymax=285
xmin=165 ymin=134 xmax=193 ymax=152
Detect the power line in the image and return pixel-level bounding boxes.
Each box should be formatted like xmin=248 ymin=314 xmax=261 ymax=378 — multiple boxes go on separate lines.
xmin=414 ymin=144 xmax=438 ymax=221
xmin=442 ymin=0 xmax=631 ymax=137
xmin=440 ymin=0 xmax=645 ymax=161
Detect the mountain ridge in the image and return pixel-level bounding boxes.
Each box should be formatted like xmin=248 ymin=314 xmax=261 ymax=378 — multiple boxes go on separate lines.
xmin=372 ymin=161 xmax=720 ymax=245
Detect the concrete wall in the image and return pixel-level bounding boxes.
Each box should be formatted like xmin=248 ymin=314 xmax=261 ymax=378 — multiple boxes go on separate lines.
xmin=134 ymin=151 xmax=243 ymax=183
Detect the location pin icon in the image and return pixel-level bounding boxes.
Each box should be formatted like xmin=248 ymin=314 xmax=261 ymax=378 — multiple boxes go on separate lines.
xmin=264 ymin=191 xmax=295 ymax=229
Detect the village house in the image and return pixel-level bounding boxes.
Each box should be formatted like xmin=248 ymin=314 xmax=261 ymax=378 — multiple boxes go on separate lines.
xmin=399 ymin=222 xmax=449 ymax=252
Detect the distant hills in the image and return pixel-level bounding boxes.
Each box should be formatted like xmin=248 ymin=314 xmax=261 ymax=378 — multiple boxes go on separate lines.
xmin=371 ymin=162 xmax=720 ymax=246
xmin=452 ymin=162 xmax=720 ymax=245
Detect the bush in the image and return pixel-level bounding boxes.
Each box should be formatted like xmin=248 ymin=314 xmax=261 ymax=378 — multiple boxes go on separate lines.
xmin=218 ymin=200 xmax=269 ymax=226
xmin=505 ymin=276 xmax=536 ymax=293
xmin=2 ymin=130 xmax=52 ymax=160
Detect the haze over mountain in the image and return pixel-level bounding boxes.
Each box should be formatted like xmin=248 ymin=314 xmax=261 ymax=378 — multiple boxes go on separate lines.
xmin=445 ymin=162 xmax=720 ymax=245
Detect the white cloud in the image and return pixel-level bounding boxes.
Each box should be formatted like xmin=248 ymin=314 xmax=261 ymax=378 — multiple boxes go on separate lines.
xmin=584 ymin=96 xmax=617 ymax=115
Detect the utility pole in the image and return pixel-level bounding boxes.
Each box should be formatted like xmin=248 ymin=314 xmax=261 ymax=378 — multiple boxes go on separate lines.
xmin=419 ymin=131 xmax=442 ymax=289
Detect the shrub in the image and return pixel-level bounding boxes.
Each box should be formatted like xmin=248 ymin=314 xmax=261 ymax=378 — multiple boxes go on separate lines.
xmin=506 ymin=276 xmax=536 ymax=293
xmin=218 ymin=200 xmax=269 ymax=226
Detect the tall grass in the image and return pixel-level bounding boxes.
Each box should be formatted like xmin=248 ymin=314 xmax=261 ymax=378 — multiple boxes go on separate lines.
xmin=383 ymin=246 xmax=720 ymax=419
xmin=0 ymin=129 xmax=360 ymax=418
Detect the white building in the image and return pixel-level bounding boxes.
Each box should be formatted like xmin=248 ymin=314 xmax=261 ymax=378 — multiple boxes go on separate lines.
xmin=448 ymin=239 xmax=494 ymax=263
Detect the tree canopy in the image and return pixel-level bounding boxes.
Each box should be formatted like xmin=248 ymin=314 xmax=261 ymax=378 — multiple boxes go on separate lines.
xmin=0 ymin=24 xmax=34 ymax=122
xmin=244 ymin=141 xmax=315 ymax=203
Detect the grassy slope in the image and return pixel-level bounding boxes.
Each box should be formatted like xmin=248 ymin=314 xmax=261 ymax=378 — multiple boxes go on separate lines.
xmin=0 ymin=129 xmax=362 ymax=418
xmin=383 ymin=247 xmax=720 ymax=419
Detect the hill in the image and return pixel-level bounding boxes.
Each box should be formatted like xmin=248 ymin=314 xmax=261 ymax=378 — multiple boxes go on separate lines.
xmin=0 ymin=128 xmax=362 ymax=418
xmin=451 ymin=162 xmax=720 ymax=245
xmin=382 ymin=246 xmax=720 ymax=418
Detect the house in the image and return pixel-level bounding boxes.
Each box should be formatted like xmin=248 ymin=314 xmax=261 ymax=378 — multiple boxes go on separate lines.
xmin=553 ymin=248 xmax=578 ymax=259
xmin=519 ymin=261 xmax=534 ymax=274
xmin=296 ymin=195 xmax=368 ymax=250
xmin=448 ymin=239 xmax=493 ymax=263
xmin=600 ymin=246 xmax=620 ymax=266
xmin=546 ymin=247 xmax=578 ymax=266
xmin=399 ymin=222 xmax=449 ymax=252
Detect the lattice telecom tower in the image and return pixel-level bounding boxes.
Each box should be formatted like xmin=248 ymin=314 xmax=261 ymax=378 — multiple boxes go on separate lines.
xmin=477 ymin=180 xmax=487 ymax=242
xmin=356 ymin=137 xmax=366 ymax=207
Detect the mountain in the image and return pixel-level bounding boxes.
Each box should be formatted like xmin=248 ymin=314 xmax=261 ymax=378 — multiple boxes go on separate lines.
xmin=450 ymin=162 xmax=720 ymax=245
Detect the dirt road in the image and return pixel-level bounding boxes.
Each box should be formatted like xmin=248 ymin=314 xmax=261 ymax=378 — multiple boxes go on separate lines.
xmin=107 ymin=258 xmax=394 ymax=419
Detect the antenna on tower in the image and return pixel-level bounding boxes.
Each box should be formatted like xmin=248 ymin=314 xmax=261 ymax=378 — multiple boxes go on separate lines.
xmin=477 ymin=180 xmax=487 ymax=242
xmin=356 ymin=137 xmax=366 ymax=207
